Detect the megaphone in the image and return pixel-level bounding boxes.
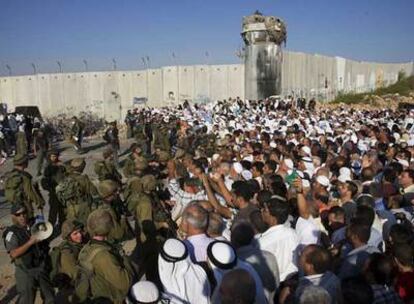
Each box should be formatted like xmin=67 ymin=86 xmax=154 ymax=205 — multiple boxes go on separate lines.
xmin=31 ymin=215 xmax=53 ymax=241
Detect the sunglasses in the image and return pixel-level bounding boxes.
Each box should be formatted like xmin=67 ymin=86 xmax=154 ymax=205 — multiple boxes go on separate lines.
xmin=14 ymin=211 xmax=27 ymax=217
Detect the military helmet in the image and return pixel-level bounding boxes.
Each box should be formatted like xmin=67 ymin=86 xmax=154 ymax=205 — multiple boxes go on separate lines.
xmin=128 ymin=177 xmax=143 ymax=193
xmin=47 ymin=149 xmax=60 ymax=158
xmin=87 ymin=209 xmax=113 ymax=237
xmin=61 ymin=219 xmax=83 ymax=239
xmin=98 ymin=180 xmax=119 ymax=199
xmin=134 ymin=157 xmax=148 ymax=171
xmin=157 ymin=151 xmax=170 ymax=163
xmin=141 ymin=174 xmax=157 ymax=192
xmin=70 ymin=158 xmax=86 ymax=172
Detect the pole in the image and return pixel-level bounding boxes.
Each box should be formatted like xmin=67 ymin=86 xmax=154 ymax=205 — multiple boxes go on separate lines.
xmin=83 ymin=59 xmax=88 ymax=72
xmin=112 ymin=58 xmax=117 ymax=71
xmin=5 ymin=65 xmax=12 ymax=76
xmin=31 ymin=63 xmax=37 ymax=75
xmin=57 ymin=61 xmax=62 ymax=73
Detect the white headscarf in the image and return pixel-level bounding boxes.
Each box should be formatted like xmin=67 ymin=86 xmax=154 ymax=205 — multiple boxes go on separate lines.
xmin=158 ymin=238 xmax=210 ymax=304
xmin=207 ymin=241 xmax=268 ymax=304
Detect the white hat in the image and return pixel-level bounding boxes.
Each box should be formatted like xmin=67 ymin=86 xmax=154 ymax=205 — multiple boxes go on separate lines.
xmin=398 ymin=158 xmax=409 ymax=168
xmin=301 ymin=146 xmax=311 ymax=156
xmin=339 ymin=167 xmax=352 ymax=178
xmin=241 ymin=170 xmax=253 ymax=180
xmin=129 ymin=281 xmax=160 ymax=303
xmin=207 ymin=241 xmax=237 ymax=269
xmin=337 ymin=174 xmax=352 ymax=183
xmin=316 ymin=175 xmax=330 ymax=188
xmin=284 ymin=158 xmax=294 ymax=170
xmin=232 ymin=162 xmax=243 ymax=174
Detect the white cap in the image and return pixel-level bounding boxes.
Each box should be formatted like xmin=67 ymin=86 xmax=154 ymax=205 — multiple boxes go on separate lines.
xmin=301 ymin=146 xmax=311 ymax=156
xmin=232 ymin=162 xmax=243 ymax=174
xmin=241 ymin=170 xmax=253 ymax=180
xmin=316 ymin=175 xmax=330 ymax=188
xmin=130 ymin=281 xmax=160 ymax=303
xmin=398 ymin=158 xmax=410 ymax=168
xmin=284 ymin=158 xmax=294 ymax=170
xmin=338 ymin=174 xmax=352 ymax=183
xmin=339 ymin=167 xmax=352 ymax=178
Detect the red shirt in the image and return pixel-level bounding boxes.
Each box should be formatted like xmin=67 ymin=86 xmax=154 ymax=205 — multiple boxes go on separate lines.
xmin=395 ymin=270 xmax=414 ymax=303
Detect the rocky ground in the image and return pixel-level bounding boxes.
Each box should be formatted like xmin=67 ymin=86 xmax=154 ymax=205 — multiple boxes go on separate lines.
xmin=322 ymin=92 xmax=414 ymax=110
xmin=0 ymin=135 xmax=136 ymax=303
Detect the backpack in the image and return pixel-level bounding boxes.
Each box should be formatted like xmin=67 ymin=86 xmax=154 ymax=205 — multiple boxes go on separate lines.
xmin=4 ymin=170 xmax=25 ymax=204
xmin=94 ymin=161 xmax=109 ymax=181
xmin=56 ymin=176 xmax=82 ymax=206
xmin=75 ymin=246 xmax=110 ymax=302
xmin=49 ymin=242 xmax=74 ymax=282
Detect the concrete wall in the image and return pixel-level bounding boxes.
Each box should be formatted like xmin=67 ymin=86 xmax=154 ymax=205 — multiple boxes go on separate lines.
xmin=0 ymin=52 xmax=412 ymax=120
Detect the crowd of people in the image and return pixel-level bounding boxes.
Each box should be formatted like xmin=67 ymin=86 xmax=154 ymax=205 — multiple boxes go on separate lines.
xmin=2 ymin=96 xmax=414 ymax=304
xmin=0 ymin=111 xmax=106 ymax=169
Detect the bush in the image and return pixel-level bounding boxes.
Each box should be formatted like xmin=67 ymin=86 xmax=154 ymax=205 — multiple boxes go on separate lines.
xmin=331 ymin=75 xmax=414 ymax=104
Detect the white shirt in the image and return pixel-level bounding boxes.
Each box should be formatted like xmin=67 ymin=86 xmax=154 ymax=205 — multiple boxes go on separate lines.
xmin=256 ymin=224 xmax=299 ymax=281
xmin=295 ymin=216 xmax=320 ymax=248
xmin=368 ymin=227 xmax=383 ymax=248
xmin=184 ymin=233 xmax=214 ymax=263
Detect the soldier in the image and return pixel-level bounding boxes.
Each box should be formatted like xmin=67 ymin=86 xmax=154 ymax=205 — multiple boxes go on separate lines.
xmin=70 ymin=116 xmax=84 ymax=153
xmin=124 ymin=177 xmax=152 ymax=243
xmin=134 ymin=115 xmax=149 ymax=153
xmin=152 ymin=124 xmax=170 ymax=152
xmin=103 ymin=121 xmax=120 ymax=166
xmin=98 ymin=180 xmax=132 ymax=243
xmin=4 ymin=154 xmax=45 ymax=220
xmin=2 ymin=204 xmax=54 ymax=304
xmin=141 ymin=174 xmax=176 ymax=239
xmin=42 ymin=150 xmax=66 ymax=229
xmin=69 ymin=158 xmax=99 ymax=205
xmin=52 ymin=219 xmax=85 ymax=282
xmin=94 ymin=148 xmax=122 ymax=184
xmin=15 ymin=125 xmax=28 ymax=156
xmin=75 ymin=209 xmax=134 ymax=303
xmin=57 ymin=158 xmax=98 ymax=224
xmin=33 ymin=127 xmax=49 ymax=176
xmin=124 ymin=109 xmax=135 ymax=139
xmin=51 ymin=220 xmax=85 ymax=303
xmin=122 ymin=143 xmax=148 ymax=178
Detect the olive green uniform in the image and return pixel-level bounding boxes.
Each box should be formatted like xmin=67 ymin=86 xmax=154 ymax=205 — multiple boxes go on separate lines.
xmin=60 ymin=172 xmax=98 ymax=224
xmin=42 ymin=162 xmax=66 ymax=227
xmin=76 ymin=239 xmax=134 ymax=303
xmin=126 ymin=192 xmax=153 ymax=242
xmin=98 ymin=203 xmax=130 ymax=243
xmin=94 ymin=159 xmax=122 ymax=183
xmin=58 ymin=240 xmax=83 ymax=281
xmin=15 ymin=131 xmax=28 ymax=156
xmin=4 ymin=169 xmax=45 ymax=219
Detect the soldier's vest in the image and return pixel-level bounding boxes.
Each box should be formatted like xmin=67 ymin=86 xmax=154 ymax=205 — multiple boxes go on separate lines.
xmin=75 ymin=241 xmax=132 ymax=303
xmin=49 ymin=240 xmax=81 ymax=282
xmin=56 ymin=176 xmax=90 ymax=223
xmin=2 ymin=225 xmax=46 ymax=269
xmin=94 ymin=160 xmax=111 ymax=181
xmin=4 ymin=169 xmax=26 ymax=205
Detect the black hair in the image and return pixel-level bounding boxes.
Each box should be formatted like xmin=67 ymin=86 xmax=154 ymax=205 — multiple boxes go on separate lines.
xmin=366 ymin=253 xmax=396 ymax=286
xmin=341 ymin=276 xmax=374 ymax=304
xmin=348 ymin=222 xmax=371 ymax=243
xmin=354 ymin=205 xmax=375 ymax=227
xmin=266 ymin=198 xmax=289 ymax=225
xmin=304 ymin=245 xmax=332 ymax=274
